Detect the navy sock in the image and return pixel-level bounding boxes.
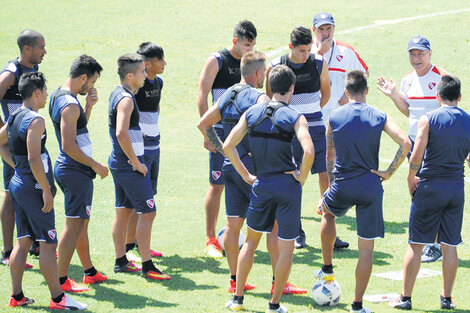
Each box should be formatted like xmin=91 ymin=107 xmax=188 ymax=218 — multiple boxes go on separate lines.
xmin=322 ymin=264 xmax=333 ymax=274
xmin=233 ymin=295 xmax=244 ymax=303
xmin=125 ymin=243 xmax=136 ymax=252
xmin=142 ymin=260 xmax=160 ymax=273
xmin=230 ymin=275 xmax=236 ymax=282
xmin=52 ymin=293 xmax=64 ymax=303
xmin=401 ymin=295 xmax=411 ymax=302
xmin=59 ymin=276 xmax=67 ymax=285
xmin=351 ymin=301 xmax=362 ymax=310
xmin=84 ymin=266 xmax=97 ymax=276
xmin=115 ymin=255 xmax=128 ymax=266
xmin=12 ymin=291 xmax=24 ymax=301
xmin=269 ymin=302 xmax=280 ymax=310
xmin=4 ymin=249 xmax=12 ymax=258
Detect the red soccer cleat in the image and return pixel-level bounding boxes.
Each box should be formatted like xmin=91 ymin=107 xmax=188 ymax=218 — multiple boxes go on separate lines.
xmin=8 ymin=296 xmax=34 ymax=307
xmin=49 ymin=294 xmax=87 ymax=310
xmin=228 ymin=279 xmax=257 ymax=293
xmin=143 ymin=269 xmax=171 ymax=280
xmin=150 ymin=249 xmax=163 ymax=258
xmin=2 ymin=257 xmax=34 ymax=269
xmin=271 ymin=281 xmax=307 ymax=295
xmin=61 ymin=278 xmax=90 ymax=293
xmin=83 ymin=271 xmax=108 ymax=284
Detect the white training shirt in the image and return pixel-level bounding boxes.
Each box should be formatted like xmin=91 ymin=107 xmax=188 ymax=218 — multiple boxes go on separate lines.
xmin=400 ymin=65 xmax=445 ymax=141
xmin=315 ymin=39 xmax=368 ymax=123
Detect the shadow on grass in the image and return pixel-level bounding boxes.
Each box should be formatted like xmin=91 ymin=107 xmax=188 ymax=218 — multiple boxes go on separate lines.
xmin=302 ymin=214 xmax=409 ymax=234
xmin=162 ymin=254 xmax=228 ymax=274
xmin=247 ymin=291 xmax=349 ymax=310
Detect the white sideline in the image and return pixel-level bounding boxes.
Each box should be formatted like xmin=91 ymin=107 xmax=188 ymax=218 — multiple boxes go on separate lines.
xmin=265 ymin=8 xmax=470 ymax=58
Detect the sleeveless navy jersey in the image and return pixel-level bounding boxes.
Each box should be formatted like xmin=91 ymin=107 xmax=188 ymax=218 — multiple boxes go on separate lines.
xmin=329 ymin=102 xmax=387 ymax=180
xmin=108 ymin=86 xmax=144 ymax=170
xmin=6 ymin=107 xmax=53 ymax=184
xmin=245 ymin=101 xmax=300 ymax=175
xmin=49 ymin=88 xmax=95 ymax=177
xmin=419 ymin=106 xmax=470 ymax=181
xmin=271 ymin=53 xmax=324 ymax=126
xmin=217 ymin=84 xmax=264 ymax=168
xmin=134 ymin=76 xmax=163 ymax=150
xmin=1 ymin=59 xmax=39 ymax=121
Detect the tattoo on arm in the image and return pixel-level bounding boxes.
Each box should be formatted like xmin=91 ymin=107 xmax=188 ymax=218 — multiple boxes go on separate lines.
xmin=327 ymin=160 xmax=335 ymax=183
xmin=386 ymin=144 xmax=405 ymax=176
xmin=410 ymin=163 xmax=420 ymax=171
xmin=206 ymin=127 xmax=224 ymax=155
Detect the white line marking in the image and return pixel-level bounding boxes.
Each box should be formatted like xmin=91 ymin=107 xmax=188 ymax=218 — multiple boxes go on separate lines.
xmin=266 ymin=8 xmax=470 ymax=58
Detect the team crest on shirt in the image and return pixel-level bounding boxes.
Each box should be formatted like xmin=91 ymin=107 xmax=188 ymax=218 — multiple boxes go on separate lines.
xmin=428 ymin=82 xmax=436 ymax=90
xmin=146 ymin=199 xmax=155 ymax=208
xmin=212 ymin=171 xmax=222 ymax=181
xmin=86 ymin=206 xmax=92 ymax=216
xmin=48 ymin=229 xmax=57 ymax=240
xmin=336 ymin=55 xmax=343 ymax=62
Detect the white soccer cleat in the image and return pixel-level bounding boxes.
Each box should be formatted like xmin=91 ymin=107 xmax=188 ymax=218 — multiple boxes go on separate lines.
xmin=49 ymin=294 xmax=88 ymax=310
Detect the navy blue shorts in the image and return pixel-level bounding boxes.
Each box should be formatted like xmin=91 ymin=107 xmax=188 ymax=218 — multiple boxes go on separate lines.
xmin=223 ymin=159 xmax=254 ymax=218
xmin=323 ymin=173 xmax=384 ymax=239
xmin=409 ymin=179 xmax=464 ymax=246
xmin=144 ymin=148 xmax=160 ymax=195
xmin=247 ymin=173 xmax=301 ymax=240
xmin=110 ymin=168 xmax=156 ymax=214
xmin=2 ymin=159 xmax=14 ymax=191
xmin=54 ymin=166 xmax=93 ymax=220
xmin=9 ymin=175 xmax=57 ymax=244
xmin=292 ymin=126 xmax=326 ymax=174
xmin=208 ymin=127 xmax=225 ymax=185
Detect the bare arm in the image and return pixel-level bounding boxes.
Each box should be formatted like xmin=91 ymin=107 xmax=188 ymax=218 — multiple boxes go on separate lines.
xmin=371 ymin=116 xmax=411 ymax=180
xmin=115 ymin=98 xmax=147 ymax=176
xmin=265 ymin=64 xmax=273 ymax=98
xmin=377 ymin=76 xmax=410 ymax=116
xmin=197 ymin=104 xmax=224 ymax=155
xmin=60 ymin=104 xmax=108 ymax=179
xmin=0 ymin=71 xmax=16 ymax=128
xmin=223 ymin=113 xmax=256 ymax=185
xmin=289 ymin=115 xmax=314 ymax=186
xmin=319 ymin=60 xmax=330 ymax=108
xmin=84 ymin=87 xmax=98 ymax=122
xmin=27 ymin=118 xmax=53 ymax=213
xmin=407 ymin=116 xmax=429 ymax=196
xmin=0 ymin=124 xmax=13 ymax=167
xmin=197 ymin=56 xmax=219 ymax=117
xmin=325 ymin=120 xmax=336 ymax=184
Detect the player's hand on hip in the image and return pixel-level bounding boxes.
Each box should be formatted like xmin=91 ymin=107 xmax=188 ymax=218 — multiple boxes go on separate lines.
xmin=285 ymin=170 xmax=305 ymax=186
xmin=243 ymin=174 xmax=257 ymax=186
xmin=41 ymin=189 xmax=54 ymax=213
xmin=85 ymin=87 xmax=99 ymax=107
xmin=370 ymin=169 xmax=391 ymax=181
xmin=93 ymin=162 xmax=109 ymax=179
xmin=377 ymin=77 xmax=396 ymax=98
xmin=408 ymin=176 xmax=420 ymax=198
xmin=203 ymin=139 xmax=216 ymax=153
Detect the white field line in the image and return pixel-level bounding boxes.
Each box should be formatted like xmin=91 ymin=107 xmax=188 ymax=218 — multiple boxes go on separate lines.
xmin=266 ymin=8 xmax=470 ymax=58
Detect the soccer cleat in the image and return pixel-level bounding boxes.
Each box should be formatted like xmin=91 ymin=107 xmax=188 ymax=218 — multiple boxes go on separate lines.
xmin=388 ymin=296 xmax=412 ymax=310
xmin=143 ymin=269 xmax=171 ymax=280
xmin=114 ymin=261 xmax=142 ymax=273
xmin=313 ymin=269 xmax=335 ymax=282
xmin=205 ymin=237 xmax=223 ymax=259
xmin=8 ymin=296 xmax=34 ymax=307
xmin=228 ymin=279 xmax=256 ymax=293
xmin=49 ymin=294 xmax=87 ymax=310
xmin=271 ymin=281 xmax=307 ymax=295
xmin=61 ymin=278 xmax=89 ymax=293
xmin=83 ymin=271 xmax=108 ymax=284
xmin=334 ymin=237 xmax=350 ymax=250
xmin=150 ymin=249 xmax=163 ymax=258
xmin=126 ymin=251 xmax=142 ymax=263
xmin=350 ymin=308 xmax=372 ymax=313
xmin=225 ymin=296 xmax=244 ymax=311
xmin=440 ymin=295 xmax=456 ymax=310
xmin=266 ymin=305 xmax=288 ymax=313
xmin=294 ymin=229 xmax=306 ymax=249
xmin=29 ymin=242 xmax=40 ymax=257
xmin=2 ymin=257 xmax=34 ymax=269
xmin=421 ymin=244 xmax=442 ymax=262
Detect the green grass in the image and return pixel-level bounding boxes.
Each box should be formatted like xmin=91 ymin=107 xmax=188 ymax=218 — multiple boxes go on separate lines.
xmin=1 ymin=0 xmax=470 ymax=312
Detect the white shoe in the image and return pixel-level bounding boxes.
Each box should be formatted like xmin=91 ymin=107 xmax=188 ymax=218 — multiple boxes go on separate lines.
xmin=49 ymin=294 xmax=88 ymax=310
xmin=313 ymin=269 xmax=335 ymax=282
xmin=266 ymin=305 xmax=287 ymax=313
xmin=126 ymin=251 xmax=142 ymax=263
xmin=350 ymin=308 xmax=371 ymax=313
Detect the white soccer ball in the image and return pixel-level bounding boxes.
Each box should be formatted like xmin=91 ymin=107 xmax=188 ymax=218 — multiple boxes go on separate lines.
xmin=216 ymin=227 xmax=244 ymax=251
xmin=311 ymin=279 xmax=341 ymax=307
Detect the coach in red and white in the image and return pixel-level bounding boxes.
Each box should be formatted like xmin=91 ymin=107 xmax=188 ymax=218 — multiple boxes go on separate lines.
xmin=312 ymin=12 xmax=369 ymax=124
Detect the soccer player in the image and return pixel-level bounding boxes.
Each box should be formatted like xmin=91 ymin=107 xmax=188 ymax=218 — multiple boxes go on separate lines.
xmin=0 ymin=29 xmax=46 ymax=267
xmin=197 ymin=20 xmax=257 ymax=258
xmin=388 ymin=75 xmax=470 ymax=311
xmin=0 ymin=72 xmax=87 ymax=310
xmin=377 ymin=35 xmax=448 ymax=263
xmin=266 ymin=26 xmax=332 ymax=249
xmin=109 ymin=53 xmax=170 ymax=280
xmin=49 ymin=55 xmax=108 ymax=292
xmin=224 ymin=65 xmax=314 ymax=313
xmin=125 ymin=42 xmax=166 ymax=262
xmin=318 ymin=71 xmax=411 ymax=313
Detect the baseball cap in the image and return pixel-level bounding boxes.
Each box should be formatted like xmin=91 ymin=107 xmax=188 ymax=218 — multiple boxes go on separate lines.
xmin=313 ymin=12 xmax=335 ymax=28
xmin=407 ymin=35 xmax=431 ymax=51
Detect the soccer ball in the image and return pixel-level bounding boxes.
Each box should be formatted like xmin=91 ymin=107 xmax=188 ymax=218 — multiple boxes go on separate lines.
xmin=311 ymin=279 xmax=341 ymax=307
xmin=216 ymin=227 xmax=244 ymax=251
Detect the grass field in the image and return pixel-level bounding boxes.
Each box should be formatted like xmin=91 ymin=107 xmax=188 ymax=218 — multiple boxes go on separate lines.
xmin=1 ymin=1 xmax=470 ymax=312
